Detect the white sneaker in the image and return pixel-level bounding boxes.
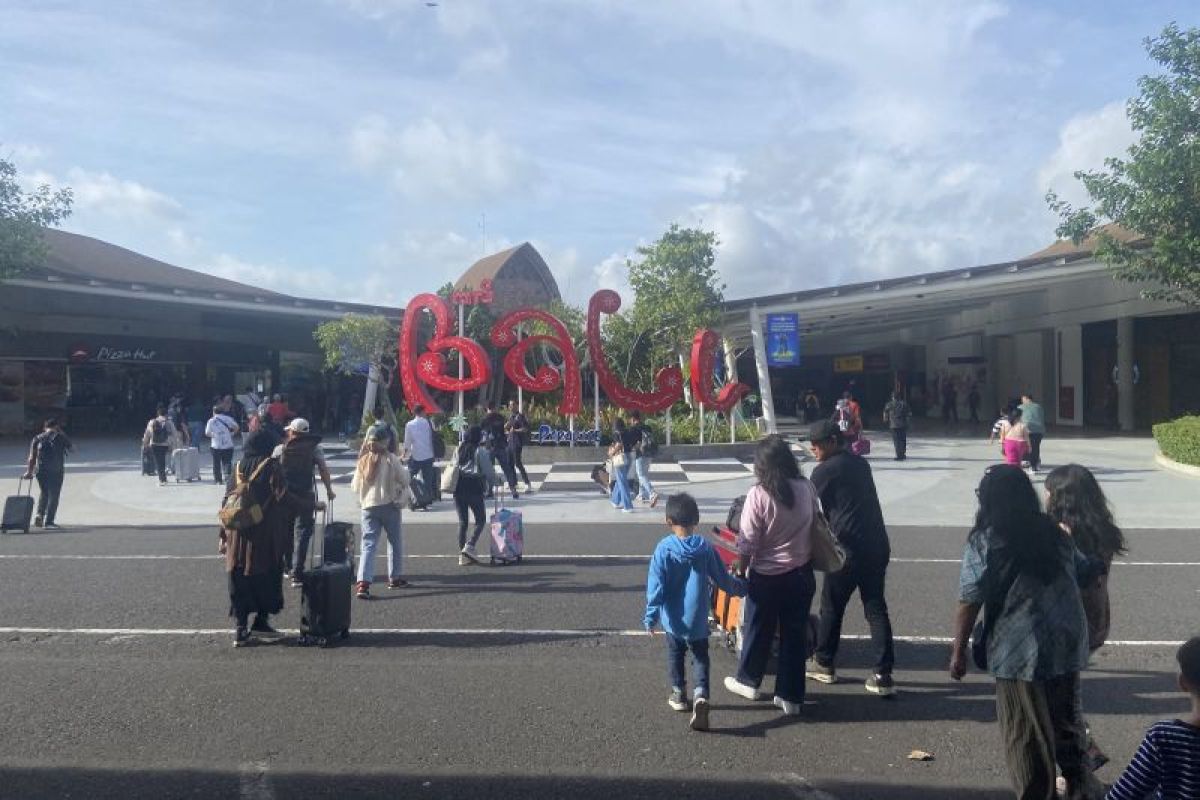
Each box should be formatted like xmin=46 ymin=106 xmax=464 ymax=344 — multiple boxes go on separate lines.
xmin=649 ymin=492 xmax=659 ymax=508
xmin=690 ymin=696 xmax=710 ymax=731
xmin=460 ymin=544 xmax=479 ymax=564
xmin=620 ymin=508 xmax=634 ymax=514
xmin=723 ymin=676 xmax=763 ymax=701
xmin=773 ymin=696 xmax=802 ymax=716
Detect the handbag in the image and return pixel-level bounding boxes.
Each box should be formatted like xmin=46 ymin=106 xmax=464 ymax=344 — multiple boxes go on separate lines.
xmin=440 ymin=450 xmax=461 ymax=494
xmin=218 ymin=459 xmax=273 ymax=530
xmin=809 ymin=496 xmax=845 ymax=573
xmin=608 ymin=442 xmax=626 ymax=469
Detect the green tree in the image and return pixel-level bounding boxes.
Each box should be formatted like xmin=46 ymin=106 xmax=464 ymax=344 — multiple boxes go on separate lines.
xmin=0 ymin=157 xmax=74 ymax=280
xmin=313 ymin=313 xmax=400 ymax=427
xmin=626 ymin=224 xmax=724 ymax=401
xmin=1047 ymin=23 xmax=1200 ymax=306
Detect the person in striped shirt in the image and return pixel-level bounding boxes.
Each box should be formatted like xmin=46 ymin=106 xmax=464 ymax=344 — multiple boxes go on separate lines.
xmin=1107 ymin=636 xmax=1200 ymax=799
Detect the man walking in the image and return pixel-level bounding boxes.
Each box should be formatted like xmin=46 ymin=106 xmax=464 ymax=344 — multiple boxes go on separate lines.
xmin=626 ymin=409 xmax=659 ymax=507
xmin=506 ymin=401 xmax=533 ymax=494
xmin=403 ymin=405 xmax=438 ymax=501
xmin=482 ymin=402 xmax=519 ymax=500
xmin=23 ymin=418 xmax=73 ymax=529
xmin=274 ymin=418 xmax=336 ymax=585
xmin=882 ymin=391 xmax=912 ymax=461
xmin=805 ymin=420 xmax=897 ymax=696
xmin=1019 ymin=393 xmax=1046 ymax=472
xmin=142 ymin=406 xmax=178 ymax=486
xmin=205 ymin=404 xmax=240 ymax=485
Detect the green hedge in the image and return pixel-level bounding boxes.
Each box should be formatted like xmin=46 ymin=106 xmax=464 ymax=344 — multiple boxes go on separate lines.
xmin=1153 ymin=416 xmax=1200 ymax=467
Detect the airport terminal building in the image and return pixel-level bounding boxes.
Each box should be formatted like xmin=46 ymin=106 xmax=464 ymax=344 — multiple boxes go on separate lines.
xmin=722 ymin=233 xmax=1199 ymax=433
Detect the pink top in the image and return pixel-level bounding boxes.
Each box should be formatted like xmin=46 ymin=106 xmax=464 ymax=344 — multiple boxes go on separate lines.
xmin=736 ymin=480 xmax=816 ymax=575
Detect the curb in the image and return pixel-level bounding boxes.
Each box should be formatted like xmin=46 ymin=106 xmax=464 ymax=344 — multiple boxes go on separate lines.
xmin=1154 ymin=452 xmax=1200 ymax=479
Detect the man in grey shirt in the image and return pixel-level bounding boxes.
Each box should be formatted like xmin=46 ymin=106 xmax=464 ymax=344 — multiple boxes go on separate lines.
xmin=1019 ymin=393 xmax=1046 ymax=472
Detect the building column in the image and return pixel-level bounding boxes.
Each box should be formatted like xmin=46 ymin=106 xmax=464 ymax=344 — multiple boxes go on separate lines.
xmin=362 ymin=364 xmax=380 ymax=426
xmin=748 ymin=305 xmax=777 ymax=434
xmin=1117 ymin=316 xmax=1135 ymax=432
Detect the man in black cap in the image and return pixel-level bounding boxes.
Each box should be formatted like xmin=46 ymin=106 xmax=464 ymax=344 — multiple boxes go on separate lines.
xmin=804 ymin=419 xmax=896 ymax=697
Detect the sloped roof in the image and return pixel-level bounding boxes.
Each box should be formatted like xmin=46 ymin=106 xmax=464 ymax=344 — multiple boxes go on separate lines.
xmin=453 ymin=242 xmax=561 ymax=303
xmin=39 ymin=229 xmax=288 ymax=297
xmin=1020 ymin=223 xmax=1142 ymax=261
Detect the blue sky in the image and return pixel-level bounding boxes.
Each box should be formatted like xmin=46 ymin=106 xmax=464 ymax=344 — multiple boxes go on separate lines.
xmin=3 ymin=0 xmax=1197 ymax=307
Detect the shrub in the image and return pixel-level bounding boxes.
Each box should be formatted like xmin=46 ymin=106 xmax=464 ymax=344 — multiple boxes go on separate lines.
xmin=1153 ymin=416 xmax=1200 ymax=467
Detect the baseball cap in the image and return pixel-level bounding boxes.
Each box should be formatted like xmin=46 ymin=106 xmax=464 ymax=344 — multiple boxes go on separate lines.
xmin=287 ymin=418 xmax=310 ymax=433
xmin=807 ymin=419 xmax=841 ymax=443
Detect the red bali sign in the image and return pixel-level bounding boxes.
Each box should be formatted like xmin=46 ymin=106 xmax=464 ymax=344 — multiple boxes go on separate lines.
xmin=398 ymin=287 xmax=750 ymax=416
xmin=450 ymin=279 xmax=494 ymax=306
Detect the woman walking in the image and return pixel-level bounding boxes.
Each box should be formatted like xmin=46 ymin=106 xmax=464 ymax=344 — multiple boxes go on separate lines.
xmin=218 ymin=430 xmax=309 ymax=647
xmin=723 ymin=435 xmax=818 ymax=717
xmin=454 ymin=425 xmax=493 ymax=566
xmin=350 ymin=425 xmax=413 ymax=599
xmin=949 ymin=464 xmax=1103 ymax=799
xmin=1045 ymin=464 xmax=1127 ymax=772
xmin=608 ymin=418 xmax=634 ymax=512
xmin=998 ymin=406 xmax=1031 ymax=466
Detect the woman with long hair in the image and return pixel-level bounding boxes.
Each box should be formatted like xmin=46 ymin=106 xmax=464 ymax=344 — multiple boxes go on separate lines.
xmin=350 ymin=425 xmax=412 ymax=599
xmin=999 ymin=406 xmax=1030 ymax=466
xmin=723 ymin=435 xmax=818 ymax=717
xmin=950 ymin=465 xmax=1102 ymax=799
xmin=1045 ymin=464 xmax=1127 ymax=771
xmin=454 ymin=425 xmax=494 ymax=565
xmin=608 ymin=417 xmax=634 ymax=512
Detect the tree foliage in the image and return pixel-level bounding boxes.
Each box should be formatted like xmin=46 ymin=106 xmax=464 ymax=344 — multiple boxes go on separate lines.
xmin=628 ymin=224 xmax=725 ymax=356
xmin=1047 ymin=23 xmax=1200 ymax=306
xmin=0 ymin=157 xmax=74 ymax=280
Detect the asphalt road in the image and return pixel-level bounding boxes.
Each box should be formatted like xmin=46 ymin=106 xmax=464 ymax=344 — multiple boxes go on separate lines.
xmin=0 ymin=521 xmax=1194 ymax=799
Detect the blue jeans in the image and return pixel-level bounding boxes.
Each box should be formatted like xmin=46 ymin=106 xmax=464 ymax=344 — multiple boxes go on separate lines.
xmin=611 ymin=462 xmax=633 ymax=509
xmin=358 ymin=503 xmax=404 ymax=584
xmin=666 ymin=635 xmax=710 ymax=699
xmin=290 ymin=493 xmax=316 ymax=576
xmin=188 ymin=422 xmax=204 ymax=449
xmin=634 ymin=456 xmax=654 ymax=500
xmin=737 ymin=566 xmax=816 ymax=703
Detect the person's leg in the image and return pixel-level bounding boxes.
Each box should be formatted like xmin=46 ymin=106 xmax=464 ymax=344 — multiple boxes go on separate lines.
xmin=510 ymin=446 xmax=530 ymax=487
xmin=690 ymin=637 xmax=711 ymax=699
xmin=211 ymin=447 xmax=223 ymax=482
xmin=736 ymin=571 xmax=781 ymax=689
xmin=291 ymin=505 xmax=315 ymax=577
xmin=995 ymin=678 xmax=1057 ymax=800
xmin=153 ymin=446 xmax=168 ymax=482
xmin=898 ymin=427 xmax=907 ymax=459
xmin=1046 ymin=671 xmax=1101 ymax=798
xmin=1030 ymin=434 xmax=1043 ymax=470
xmin=634 ymin=456 xmax=655 ymax=501
xmin=357 ymin=507 xmax=381 ymax=584
xmin=383 ymin=503 xmax=404 ymax=582
xmin=891 ymin=428 xmax=902 ymax=459
xmin=467 ymin=493 xmax=488 ymax=547
xmin=857 ymin=559 xmax=896 ymax=675
xmin=454 ymin=494 xmax=470 ymax=549
xmin=611 ymin=466 xmax=633 ymax=510
xmin=34 ymin=473 xmax=50 ymax=523
xmin=666 ymin=635 xmax=687 ymax=695
xmin=813 ymin=564 xmax=859 ymax=669
xmin=222 ymin=450 xmax=234 ymax=483
xmin=43 ymin=471 xmax=64 ymax=525
xmin=775 ymin=567 xmax=816 ymax=703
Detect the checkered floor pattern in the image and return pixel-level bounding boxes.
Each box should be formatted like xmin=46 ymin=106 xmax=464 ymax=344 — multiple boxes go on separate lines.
xmin=326 ymin=450 xmax=755 ymax=492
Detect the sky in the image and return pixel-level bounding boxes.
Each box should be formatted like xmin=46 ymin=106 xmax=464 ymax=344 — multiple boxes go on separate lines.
xmin=3 ymin=0 xmax=1197 ymax=308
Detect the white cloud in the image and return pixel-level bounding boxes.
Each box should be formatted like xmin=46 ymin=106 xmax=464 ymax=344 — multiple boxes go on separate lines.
xmin=1037 ymin=101 xmax=1135 ymax=210
xmin=349 ymin=115 xmax=535 ymax=201
xmin=64 ymin=168 xmax=185 ymax=223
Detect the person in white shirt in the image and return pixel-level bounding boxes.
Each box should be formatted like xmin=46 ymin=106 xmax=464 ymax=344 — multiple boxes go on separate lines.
xmin=205 ymin=405 xmax=240 ymax=485
xmin=350 ymin=426 xmax=413 ymax=598
xmin=403 ymin=405 xmax=438 ymax=503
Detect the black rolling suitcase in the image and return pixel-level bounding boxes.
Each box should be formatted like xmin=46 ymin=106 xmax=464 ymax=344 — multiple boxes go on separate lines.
xmin=408 ymin=473 xmax=433 ymax=511
xmin=2 ymin=477 xmax=35 ymax=534
xmin=299 ymin=501 xmax=352 ymax=647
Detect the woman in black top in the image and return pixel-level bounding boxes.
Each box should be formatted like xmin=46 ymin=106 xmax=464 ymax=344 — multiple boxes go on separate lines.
xmin=455 ymin=426 xmax=491 ymax=564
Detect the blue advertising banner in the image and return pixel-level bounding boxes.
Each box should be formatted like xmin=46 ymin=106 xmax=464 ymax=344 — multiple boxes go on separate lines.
xmin=765 ymin=313 xmax=800 ymax=367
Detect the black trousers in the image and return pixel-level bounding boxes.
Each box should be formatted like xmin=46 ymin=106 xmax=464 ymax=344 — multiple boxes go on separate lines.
xmin=509 ymin=443 xmax=530 ymax=485
xmin=35 ymin=470 xmax=64 ymax=524
xmin=454 ymin=489 xmax=487 ymax=549
xmin=1029 ymin=433 xmax=1044 ymax=470
xmin=151 ymin=445 xmax=170 ymax=482
xmin=814 ymin=556 xmax=895 ymax=675
xmin=211 ymin=448 xmax=234 ymax=484
xmin=491 ymin=446 xmax=518 ymax=492
xmin=890 ymin=428 xmax=907 ymax=459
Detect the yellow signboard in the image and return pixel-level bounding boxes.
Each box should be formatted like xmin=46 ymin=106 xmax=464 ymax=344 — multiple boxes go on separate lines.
xmin=833 ymin=355 xmax=864 ymax=373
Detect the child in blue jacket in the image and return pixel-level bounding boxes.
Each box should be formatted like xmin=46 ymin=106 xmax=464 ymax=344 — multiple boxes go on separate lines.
xmin=644 ymin=492 xmax=748 ymax=732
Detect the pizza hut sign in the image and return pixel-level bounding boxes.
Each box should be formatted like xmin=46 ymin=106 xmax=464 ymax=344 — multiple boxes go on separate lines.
xmin=69 ymin=344 xmax=158 ymax=363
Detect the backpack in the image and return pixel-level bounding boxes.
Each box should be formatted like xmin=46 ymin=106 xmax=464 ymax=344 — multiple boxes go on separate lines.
xmin=218 ymin=459 xmax=274 ymax=530
xmin=151 ymin=419 xmax=169 ymax=445
xmin=638 ymin=428 xmax=659 ymax=458
xmin=35 ymin=432 xmax=63 ymax=470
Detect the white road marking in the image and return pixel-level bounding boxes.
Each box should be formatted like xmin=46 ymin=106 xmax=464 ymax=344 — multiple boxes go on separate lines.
xmin=0 ymin=626 xmax=1186 ymax=646
xmin=771 ymin=773 xmax=838 ymax=800
xmin=238 ymin=761 xmax=274 ymax=800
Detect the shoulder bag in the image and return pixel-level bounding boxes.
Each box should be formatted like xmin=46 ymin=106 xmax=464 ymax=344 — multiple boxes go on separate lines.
xmin=809 ymin=493 xmax=845 ymax=573
xmin=440 ymin=448 xmax=461 ymax=494
xmin=218 ymin=459 xmax=274 ymax=530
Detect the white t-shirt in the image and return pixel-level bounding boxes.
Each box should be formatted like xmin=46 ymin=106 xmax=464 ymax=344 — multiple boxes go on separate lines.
xmin=404 ymin=416 xmax=435 ymax=461
xmin=205 ymin=414 xmax=239 ymax=450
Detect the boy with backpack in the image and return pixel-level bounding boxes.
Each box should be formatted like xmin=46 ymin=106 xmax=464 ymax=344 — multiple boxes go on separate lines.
xmin=1106 ymin=636 xmax=1200 ymax=799
xmin=626 ymin=410 xmax=659 ymax=507
xmin=644 ymin=493 xmax=747 ymax=732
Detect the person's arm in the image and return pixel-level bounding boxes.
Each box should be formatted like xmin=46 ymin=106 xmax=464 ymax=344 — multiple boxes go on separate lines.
xmin=707 ymin=546 xmax=748 ymax=597
xmin=314 ymin=449 xmax=335 ymax=499
xmin=643 ymin=547 xmax=666 ymax=631
xmin=949 ymin=601 xmax=981 ymax=680
xmin=1105 ymin=729 xmax=1162 ymax=800
xmin=24 ymin=437 xmax=37 ymax=478
xmin=733 ymin=489 xmax=762 ymax=575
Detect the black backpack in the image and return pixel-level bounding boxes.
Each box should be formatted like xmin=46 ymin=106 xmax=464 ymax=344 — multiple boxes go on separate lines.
xmin=725 ymin=495 xmax=746 ymax=533
xmin=638 ymin=427 xmax=659 ymax=458
xmin=151 ymin=419 xmax=169 ymax=445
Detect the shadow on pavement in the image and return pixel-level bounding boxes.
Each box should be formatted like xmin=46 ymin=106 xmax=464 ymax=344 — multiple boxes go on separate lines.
xmin=0 ymin=766 xmax=1017 ymax=799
